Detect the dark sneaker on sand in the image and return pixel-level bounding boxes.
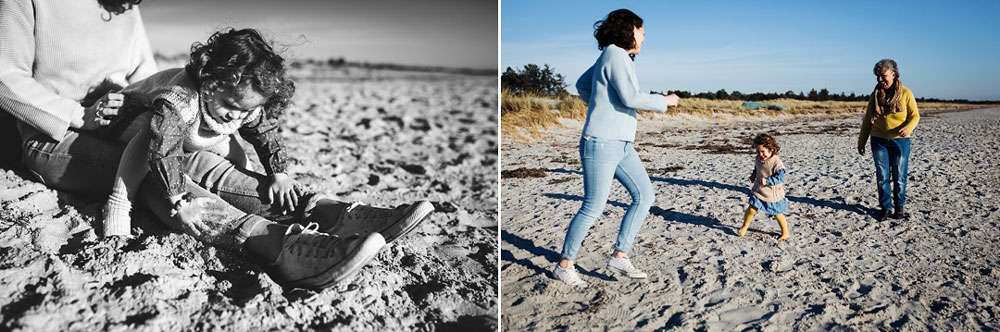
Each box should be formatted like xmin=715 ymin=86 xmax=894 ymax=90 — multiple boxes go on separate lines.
xmin=324 ymin=201 xmax=435 ymax=243
xmin=892 ymin=206 xmax=909 ymax=220
xmin=263 ymin=222 xmax=385 ymax=290
xmin=876 ymin=209 xmax=891 ymax=221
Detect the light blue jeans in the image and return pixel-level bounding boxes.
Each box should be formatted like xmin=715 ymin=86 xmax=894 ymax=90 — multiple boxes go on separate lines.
xmin=561 ymin=136 xmax=655 ymax=260
xmin=870 ymin=137 xmax=910 ymax=210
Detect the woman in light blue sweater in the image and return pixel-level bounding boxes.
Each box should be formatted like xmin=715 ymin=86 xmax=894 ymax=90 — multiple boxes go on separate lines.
xmin=554 ymin=9 xmax=680 ymax=288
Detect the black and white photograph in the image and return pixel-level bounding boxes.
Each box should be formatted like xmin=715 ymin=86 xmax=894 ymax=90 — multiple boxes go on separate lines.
xmin=0 ymin=0 xmax=497 ymax=330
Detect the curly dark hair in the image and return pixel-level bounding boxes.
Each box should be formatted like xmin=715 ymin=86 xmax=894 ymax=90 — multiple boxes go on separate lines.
xmin=185 ymin=28 xmax=295 ymax=119
xmin=97 ymin=0 xmax=142 ymax=16
xmin=594 ymin=9 xmax=643 ymax=56
xmin=752 ymin=133 xmax=780 ymax=156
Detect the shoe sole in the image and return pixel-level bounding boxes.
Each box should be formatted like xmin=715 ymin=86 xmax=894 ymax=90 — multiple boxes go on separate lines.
xmin=606 ymin=265 xmax=648 ymax=279
xmin=284 ymin=233 xmax=387 ymax=289
xmin=382 ymin=201 xmax=435 ymax=243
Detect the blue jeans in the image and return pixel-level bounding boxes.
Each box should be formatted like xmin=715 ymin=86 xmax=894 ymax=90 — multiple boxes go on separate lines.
xmin=19 ymin=130 xmax=342 ymax=249
xmin=561 ymin=136 xmax=655 ymax=260
xmin=870 ymin=137 xmax=910 ymax=210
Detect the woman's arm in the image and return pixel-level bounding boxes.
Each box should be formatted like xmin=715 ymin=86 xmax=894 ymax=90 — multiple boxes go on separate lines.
xmin=575 ymin=65 xmax=594 ymax=103
xmin=605 ymin=49 xmax=668 ymax=112
xmin=857 ymin=97 xmax=875 ymax=154
xmin=900 ymin=89 xmax=920 ymax=136
xmin=127 ymin=8 xmax=158 ymax=83
xmin=0 ymin=0 xmax=85 ymax=140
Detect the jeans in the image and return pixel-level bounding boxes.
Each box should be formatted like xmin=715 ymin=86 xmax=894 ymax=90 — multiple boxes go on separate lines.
xmin=561 ymin=136 xmax=655 ymax=260
xmin=19 ymin=130 xmax=325 ymax=250
xmin=870 ymin=137 xmax=910 ymax=210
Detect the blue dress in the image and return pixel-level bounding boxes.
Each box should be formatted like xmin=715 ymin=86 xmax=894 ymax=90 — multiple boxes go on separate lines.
xmin=748 ymin=169 xmax=788 ymax=215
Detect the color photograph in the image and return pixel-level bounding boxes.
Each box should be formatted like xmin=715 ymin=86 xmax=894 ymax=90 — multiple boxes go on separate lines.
xmin=501 ymin=1 xmax=1000 ymax=330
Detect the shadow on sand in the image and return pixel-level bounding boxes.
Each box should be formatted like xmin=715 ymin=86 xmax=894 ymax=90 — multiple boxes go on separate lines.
xmin=500 ymin=230 xmax=615 ymax=282
xmin=547 ymin=167 xmax=874 ymax=217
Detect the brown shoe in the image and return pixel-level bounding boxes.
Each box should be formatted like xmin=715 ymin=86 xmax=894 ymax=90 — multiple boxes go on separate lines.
xmin=263 ymin=222 xmax=385 ymax=289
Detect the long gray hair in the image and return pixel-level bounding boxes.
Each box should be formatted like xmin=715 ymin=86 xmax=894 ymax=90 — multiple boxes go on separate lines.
xmin=873 ymin=59 xmax=899 ymax=78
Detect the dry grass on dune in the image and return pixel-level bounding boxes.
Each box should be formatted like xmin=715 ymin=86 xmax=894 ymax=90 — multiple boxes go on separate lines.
xmin=500 ymin=90 xmax=585 ymax=140
xmin=501 ymin=92 xmax=1000 ymax=140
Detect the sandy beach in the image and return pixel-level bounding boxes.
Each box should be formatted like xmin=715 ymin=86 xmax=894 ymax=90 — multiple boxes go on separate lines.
xmin=0 ymin=68 xmax=498 ymax=330
xmin=500 ymin=108 xmax=1000 ymax=330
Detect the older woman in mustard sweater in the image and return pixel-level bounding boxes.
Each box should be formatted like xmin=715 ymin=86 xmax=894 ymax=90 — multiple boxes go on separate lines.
xmin=858 ymin=59 xmax=919 ymax=221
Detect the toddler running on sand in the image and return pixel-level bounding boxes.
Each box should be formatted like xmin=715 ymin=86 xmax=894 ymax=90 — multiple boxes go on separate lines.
xmin=739 ymin=133 xmax=791 ymax=240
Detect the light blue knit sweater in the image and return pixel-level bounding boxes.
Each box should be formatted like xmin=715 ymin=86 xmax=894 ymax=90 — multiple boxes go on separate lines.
xmin=576 ymin=45 xmax=667 ymax=142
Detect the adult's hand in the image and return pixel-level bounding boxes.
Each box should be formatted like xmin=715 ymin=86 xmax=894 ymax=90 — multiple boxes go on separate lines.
xmin=857 ymin=145 xmax=865 ymax=156
xmin=664 ymin=94 xmax=680 ymax=108
xmin=898 ymin=127 xmax=910 ymax=137
xmin=78 ymin=92 xmax=124 ymax=131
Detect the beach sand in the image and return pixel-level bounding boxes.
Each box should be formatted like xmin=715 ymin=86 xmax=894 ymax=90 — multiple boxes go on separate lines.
xmin=500 ymin=108 xmax=1000 ymax=330
xmin=0 ymin=68 xmax=498 ymax=330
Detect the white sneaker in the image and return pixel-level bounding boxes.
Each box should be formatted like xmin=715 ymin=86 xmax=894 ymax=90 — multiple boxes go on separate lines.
xmin=553 ymin=264 xmax=588 ymax=288
xmin=606 ymin=257 xmax=648 ymax=279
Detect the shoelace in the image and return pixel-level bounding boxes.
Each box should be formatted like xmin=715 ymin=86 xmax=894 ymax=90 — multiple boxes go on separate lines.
xmin=290 ymin=223 xmax=342 ymax=258
xmin=346 ymin=205 xmax=398 ymax=222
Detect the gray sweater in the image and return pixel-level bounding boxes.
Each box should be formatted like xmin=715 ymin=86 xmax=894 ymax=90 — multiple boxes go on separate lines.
xmin=0 ymin=0 xmax=157 ymax=142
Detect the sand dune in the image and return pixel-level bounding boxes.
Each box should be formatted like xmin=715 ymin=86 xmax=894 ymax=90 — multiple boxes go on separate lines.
xmin=501 ymin=108 xmax=1000 ymax=330
xmin=0 ymin=69 xmax=498 ymax=330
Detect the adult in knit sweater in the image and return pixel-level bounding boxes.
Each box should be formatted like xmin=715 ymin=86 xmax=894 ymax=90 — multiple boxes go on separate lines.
xmin=857 ymin=59 xmax=920 ymax=222
xmin=552 ymin=9 xmax=680 ymax=289
xmin=0 ymin=0 xmax=433 ymax=290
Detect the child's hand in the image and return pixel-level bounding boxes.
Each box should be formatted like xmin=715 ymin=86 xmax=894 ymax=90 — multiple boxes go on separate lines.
xmin=169 ymin=193 xmax=214 ymax=238
xmin=759 ymin=177 xmax=767 ymax=186
xmin=268 ymin=173 xmax=303 ymax=214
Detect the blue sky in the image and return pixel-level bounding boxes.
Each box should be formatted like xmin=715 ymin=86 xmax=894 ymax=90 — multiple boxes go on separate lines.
xmin=140 ymin=0 xmax=496 ymax=69
xmin=502 ymin=1 xmax=1000 ymax=100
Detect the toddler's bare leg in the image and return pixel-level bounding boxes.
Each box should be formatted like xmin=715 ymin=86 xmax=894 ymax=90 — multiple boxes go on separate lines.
xmin=775 ymin=214 xmax=790 ymax=240
xmin=739 ymin=206 xmax=756 ymax=237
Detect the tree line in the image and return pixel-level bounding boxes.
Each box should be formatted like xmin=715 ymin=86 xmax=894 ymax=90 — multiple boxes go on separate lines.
xmin=501 ymin=63 xmax=998 ymax=104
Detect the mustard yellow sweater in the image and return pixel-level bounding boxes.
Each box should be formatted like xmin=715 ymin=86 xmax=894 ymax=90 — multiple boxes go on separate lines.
xmin=858 ymin=85 xmax=920 ymax=148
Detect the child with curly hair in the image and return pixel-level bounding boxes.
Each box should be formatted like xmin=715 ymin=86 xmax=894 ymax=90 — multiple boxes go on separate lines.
xmin=93 ymin=28 xmax=396 ymax=288
xmin=739 ymin=133 xmax=790 ymax=240
xmin=99 ymin=28 xmax=303 ymax=237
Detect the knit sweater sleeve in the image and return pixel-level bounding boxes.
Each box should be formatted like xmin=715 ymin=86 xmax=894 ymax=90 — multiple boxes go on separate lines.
xmin=606 ymin=49 xmax=668 ymax=112
xmin=0 ymin=0 xmax=84 ymax=140
xmin=858 ymin=97 xmax=875 ymax=149
xmin=127 ymin=8 xmax=158 ymax=83
xmin=575 ymin=65 xmax=594 ymax=104
xmin=901 ymin=89 xmax=920 ymax=136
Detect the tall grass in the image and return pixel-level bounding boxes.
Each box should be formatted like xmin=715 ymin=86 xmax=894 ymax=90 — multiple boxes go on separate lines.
xmin=501 ymin=89 xmax=586 ymax=140
xmin=501 ymin=91 xmax=998 ymax=140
